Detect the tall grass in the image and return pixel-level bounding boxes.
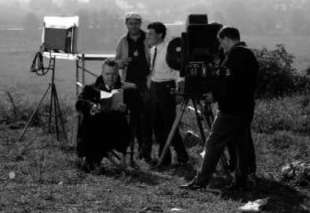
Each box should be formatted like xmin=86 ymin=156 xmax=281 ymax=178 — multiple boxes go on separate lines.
xmin=253 ymin=95 xmax=310 ymax=134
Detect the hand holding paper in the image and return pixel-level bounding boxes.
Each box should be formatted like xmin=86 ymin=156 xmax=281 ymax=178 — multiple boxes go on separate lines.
xmin=99 ymin=89 xmax=125 ymax=112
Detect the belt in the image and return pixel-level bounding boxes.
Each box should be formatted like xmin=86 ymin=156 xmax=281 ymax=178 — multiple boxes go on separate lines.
xmin=151 ymin=80 xmax=175 ymax=87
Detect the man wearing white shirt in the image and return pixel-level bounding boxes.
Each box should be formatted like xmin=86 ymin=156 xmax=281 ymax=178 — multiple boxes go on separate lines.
xmin=147 ymin=22 xmax=188 ymax=166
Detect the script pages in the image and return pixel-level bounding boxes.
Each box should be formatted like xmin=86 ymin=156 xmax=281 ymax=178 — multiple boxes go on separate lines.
xmin=100 ymin=89 xmax=124 ymax=111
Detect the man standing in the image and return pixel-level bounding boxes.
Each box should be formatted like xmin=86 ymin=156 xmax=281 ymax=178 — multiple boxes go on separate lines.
xmin=181 ymin=27 xmax=258 ymax=190
xmin=147 ymin=22 xmax=188 ymax=166
xmin=115 ymin=13 xmax=152 ymax=162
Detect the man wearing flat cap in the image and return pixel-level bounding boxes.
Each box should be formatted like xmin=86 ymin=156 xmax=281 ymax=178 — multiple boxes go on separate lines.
xmin=115 ymin=12 xmax=153 ymax=163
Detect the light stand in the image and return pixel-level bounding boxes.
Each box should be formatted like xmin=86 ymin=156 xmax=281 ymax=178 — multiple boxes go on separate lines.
xmin=19 ymin=57 xmax=68 ymax=142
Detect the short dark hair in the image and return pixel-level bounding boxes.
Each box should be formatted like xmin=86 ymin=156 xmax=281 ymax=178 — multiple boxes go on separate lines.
xmin=218 ymin=27 xmax=240 ymax=41
xmin=102 ymin=58 xmax=118 ymax=70
xmin=147 ymin=22 xmax=167 ymax=39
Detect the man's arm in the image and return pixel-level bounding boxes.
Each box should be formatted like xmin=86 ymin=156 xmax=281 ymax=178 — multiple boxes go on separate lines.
xmin=75 ymin=85 xmax=95 ymax=115
xmin=115 ymin=37 xmax=132 ymax=82
xmin=209 ymin=49 xmax=244 ymax=102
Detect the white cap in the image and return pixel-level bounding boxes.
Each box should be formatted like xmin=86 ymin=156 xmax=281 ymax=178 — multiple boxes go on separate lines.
xmin=125 ymin=12 xmax=142 ymax=21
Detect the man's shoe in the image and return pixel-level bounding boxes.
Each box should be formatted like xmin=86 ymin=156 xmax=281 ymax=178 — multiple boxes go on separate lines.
xmin=177 ymin=154 xmax=189 ymax=165
xmin=247 ymin=173 xmax=258 ymax=188
xmin=145 ymin=158 xmax=157 ymax=167
xmin=180 ymin=178 xmax=207 ymax=190
xmin=177 ymin=158 xmax=189 ymax=166
xmin=225 ymin=181 xmax=247 ymax=191
xmin=91 ymin=165 xmax=105 ymax=175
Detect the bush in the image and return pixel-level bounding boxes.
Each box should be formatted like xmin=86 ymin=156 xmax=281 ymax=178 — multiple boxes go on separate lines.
xmin=253 ymin=95 xmax=310 ymax=134
xmin=254 ymin=131 xmax=310 ymax=171
xmin=254 ymin=44 xmax=310 ymax=98
xmin=253 ymin=97 xmax=301 ymax=133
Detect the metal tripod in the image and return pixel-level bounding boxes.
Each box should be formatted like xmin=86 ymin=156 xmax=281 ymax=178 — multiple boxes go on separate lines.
xmin=156 ymin=95 xmax=230 ymax=173
xmin=19 ymin=57 xmax=68 ymax=142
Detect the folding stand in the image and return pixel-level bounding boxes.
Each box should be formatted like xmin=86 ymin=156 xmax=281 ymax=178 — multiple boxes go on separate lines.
xmin=18 ymin=57 xmax=68 ymax=142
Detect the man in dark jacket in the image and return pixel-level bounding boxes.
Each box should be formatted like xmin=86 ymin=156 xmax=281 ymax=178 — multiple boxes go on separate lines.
xmin=76 ymin=59 xmax=131 ymax=172
xmin=115 ymin=13 xmax=153 ymax=163
xmin=181 ymin=27 xmax=258 ymax=190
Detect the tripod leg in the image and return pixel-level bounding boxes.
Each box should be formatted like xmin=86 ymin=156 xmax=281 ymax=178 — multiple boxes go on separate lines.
xmin=203 ymin=103 xmax=214 ymax=129
xmin=53 ymin=84 xmax=68 ymax=142
xmin=156 ymin=99 xmax=188 ymax=167
xmin=48 ymin=83 xmax=54 ymax=133
xmin=52 ymin=85 xmax=60 ymax=141
xmin=192 ymin=99 xmax=206 ymax=143
xmin=18 ymin=85 xmax=51 ymax=141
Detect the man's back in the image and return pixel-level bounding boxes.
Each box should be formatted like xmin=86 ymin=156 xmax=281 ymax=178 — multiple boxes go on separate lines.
xmin=216 ymin=43 xmax=259 ymax=117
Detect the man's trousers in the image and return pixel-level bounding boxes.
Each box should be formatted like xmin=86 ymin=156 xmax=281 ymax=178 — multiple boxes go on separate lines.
xmin=197 ymin=112 xmax=253 ymax=184
xmin=150 ymin=81 xmax=188 ymax=165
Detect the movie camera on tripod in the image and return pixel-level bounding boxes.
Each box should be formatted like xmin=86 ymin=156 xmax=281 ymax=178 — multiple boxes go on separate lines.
xmin=157 ymin=14 xmax=230 ymax=172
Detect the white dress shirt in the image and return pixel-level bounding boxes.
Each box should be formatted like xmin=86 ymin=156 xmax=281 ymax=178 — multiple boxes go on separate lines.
xmin=150 ymin=39 xmax=181 ymax=82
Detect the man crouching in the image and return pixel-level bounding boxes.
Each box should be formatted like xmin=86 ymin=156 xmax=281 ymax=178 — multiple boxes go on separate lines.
xmin=76 ymin=59 xmax=131 ymax=173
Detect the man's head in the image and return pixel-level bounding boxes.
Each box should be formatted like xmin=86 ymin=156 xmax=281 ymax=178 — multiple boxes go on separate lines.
xmin=125 ymin=12 xmax=142 ymax=35
xmin=217 ymin=27 xmax=240 ymax=53
xmin=147 ymin=22 xmax=166 ymax=46
xmin=101 ymin=59 xmax=118 ymax=88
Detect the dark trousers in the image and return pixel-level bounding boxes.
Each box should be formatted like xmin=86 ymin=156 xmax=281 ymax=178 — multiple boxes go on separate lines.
xmin=227 ymin=127 xmax=256 ymax=175
xmin=150 ymin=81 xmax=188 ymax=165
xmin=124 ymin=86 xmax=153 ymax=159
xmin=77 ymin=111 xmax=131 ymax=166
xmin=197 ymin=112 xmax=253 ymax=183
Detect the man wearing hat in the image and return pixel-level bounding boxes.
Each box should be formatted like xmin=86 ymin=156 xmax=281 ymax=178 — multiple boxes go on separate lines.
xmin=115 ymin=12 xmax=153 ymax=163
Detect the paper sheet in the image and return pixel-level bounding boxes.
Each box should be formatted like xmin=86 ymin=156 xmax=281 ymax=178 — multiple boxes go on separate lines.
xmin=99 ymin=89 xmax=124 ymax=111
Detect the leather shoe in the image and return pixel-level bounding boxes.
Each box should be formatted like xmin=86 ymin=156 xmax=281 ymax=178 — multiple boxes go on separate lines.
xmin=180 ymin=178 xmax=207 ymax=190
xmin=247 ymin=173 xmax=257 ymax=188
xmin=145 ymin=158 xmax=157 ymax=167
xmin=225 ymin=181 xmax=247 ymax=191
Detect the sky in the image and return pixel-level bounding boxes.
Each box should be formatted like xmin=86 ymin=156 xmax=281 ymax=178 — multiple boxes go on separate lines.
xmin=0 ymin=0 xmax=89 ymax=2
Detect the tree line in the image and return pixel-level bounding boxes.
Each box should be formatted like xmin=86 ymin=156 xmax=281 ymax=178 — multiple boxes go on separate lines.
xmin=1 ymin=0 xmax=310 ymax=35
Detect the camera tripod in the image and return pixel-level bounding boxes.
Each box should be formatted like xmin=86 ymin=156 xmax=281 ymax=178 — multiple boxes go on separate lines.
xmin=155 ymin=94 xmax=230 ymax=174
xmin=18 ymin=57 xmax=68 ymax=142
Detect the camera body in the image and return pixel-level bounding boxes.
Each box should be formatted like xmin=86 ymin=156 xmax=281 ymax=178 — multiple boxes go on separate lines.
xmin=166 ymin=14 xmax=223 ymax=97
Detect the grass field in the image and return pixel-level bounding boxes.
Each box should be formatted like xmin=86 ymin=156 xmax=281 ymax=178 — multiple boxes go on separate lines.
xmin=0 ymin=30 xmax=310 ymax=212
xmin=0 ymin=96 xmax=309 ymax=212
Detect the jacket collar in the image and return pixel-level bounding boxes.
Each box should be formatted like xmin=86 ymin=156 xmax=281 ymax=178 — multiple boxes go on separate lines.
xmin=126 ymin=30 xmax=145 ymax=43
xmin=232 ymin=41 xmax=247 ymax=49
xmin=94 ymin=76 xmax=121 ymax=91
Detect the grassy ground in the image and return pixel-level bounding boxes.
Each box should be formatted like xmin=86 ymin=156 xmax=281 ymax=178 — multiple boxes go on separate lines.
xmin=0 ymin=95 xmax=309 ymax=213
xmin=0 ymin=31 xmax=309 ymax=212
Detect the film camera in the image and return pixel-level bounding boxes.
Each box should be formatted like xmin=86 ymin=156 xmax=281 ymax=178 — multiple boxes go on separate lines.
xmin=166 ymin=14 xmax=223 ymax=97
